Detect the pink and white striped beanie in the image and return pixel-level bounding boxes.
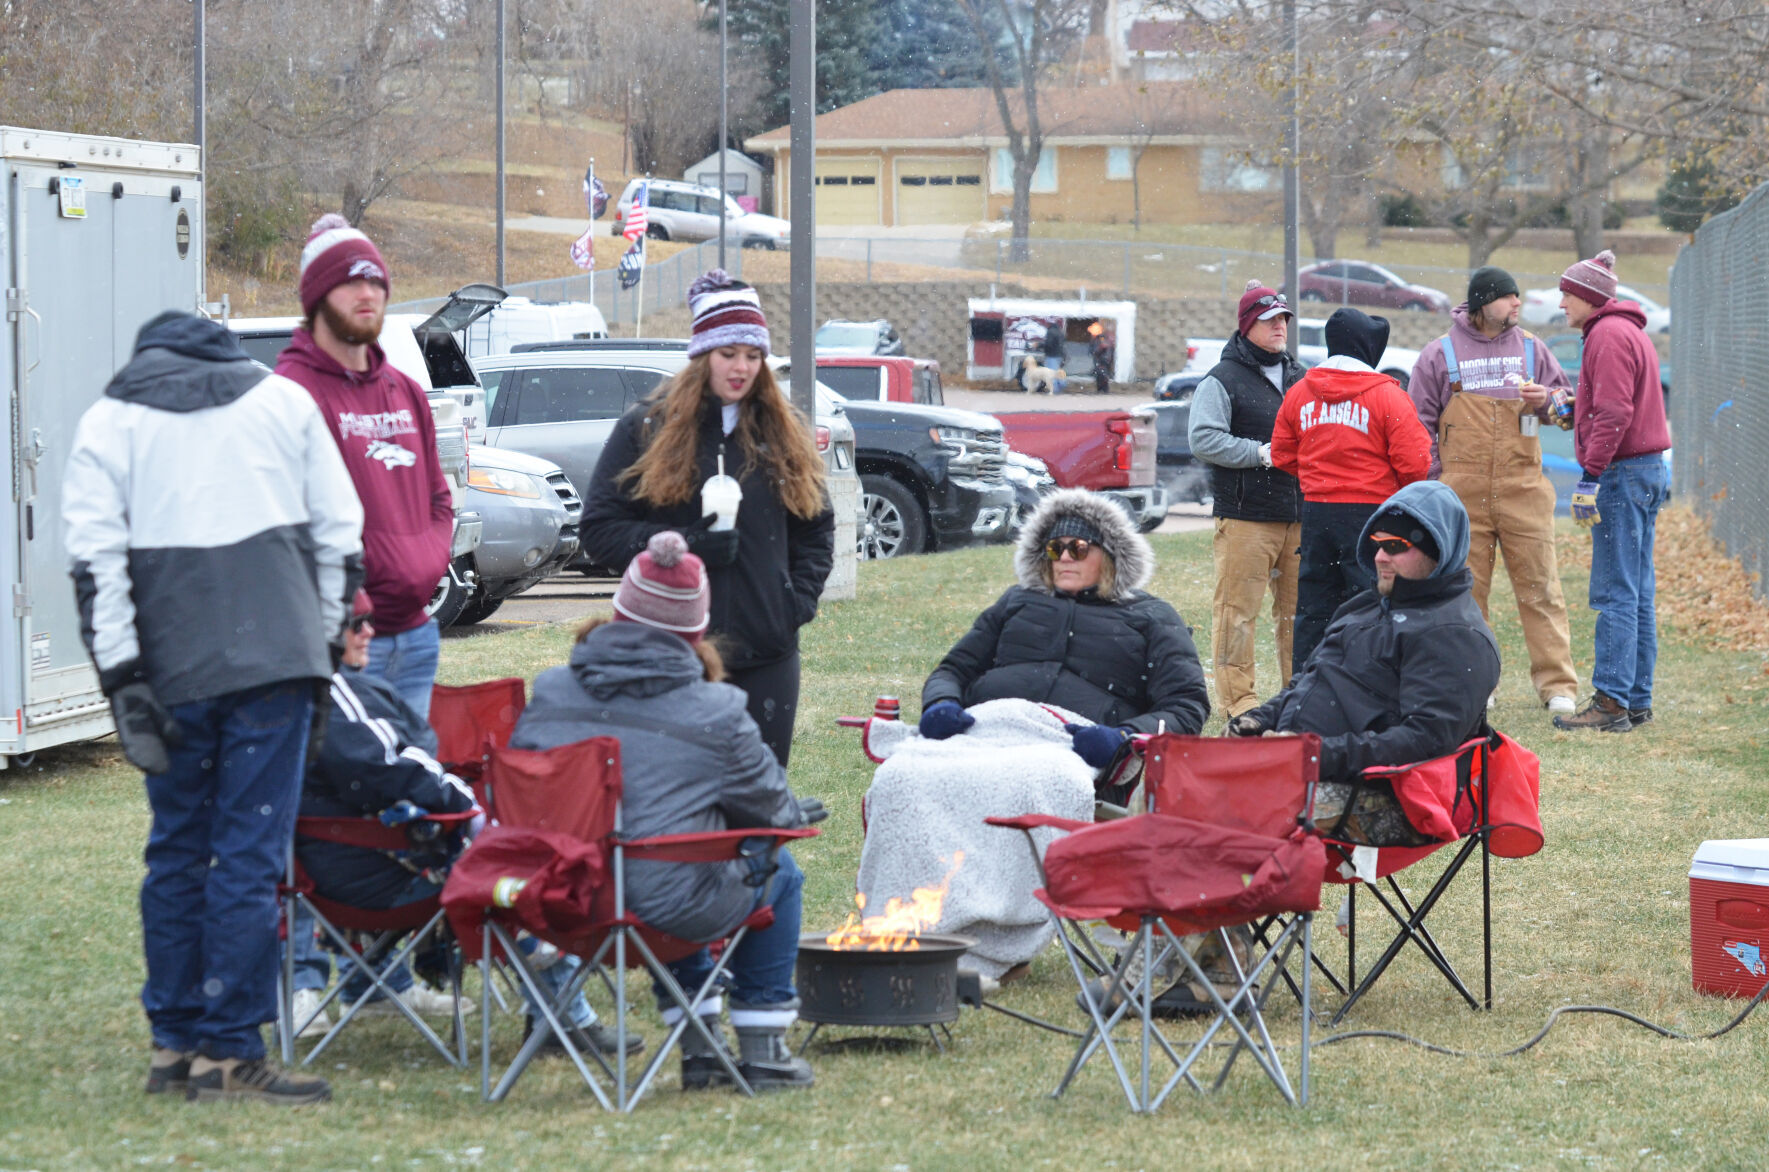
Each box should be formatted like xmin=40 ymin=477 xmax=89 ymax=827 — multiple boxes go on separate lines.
xmin=1559 ymin=249 xmax=1618 ymax=307
xmin=611 ymin=531 xmax=710 ymax=641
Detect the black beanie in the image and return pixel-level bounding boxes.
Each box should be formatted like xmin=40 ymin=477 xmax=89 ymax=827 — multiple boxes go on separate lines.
xmin=1467 ymin=266 xmax=1520 ymax=314
xmin=1370 ymin=508 xmax=1440 ymax=562
xmin=1324 ymin=307 xmax=1389 ymax=368
xmin=1048 ymin=512 xmax=1104 ymax=546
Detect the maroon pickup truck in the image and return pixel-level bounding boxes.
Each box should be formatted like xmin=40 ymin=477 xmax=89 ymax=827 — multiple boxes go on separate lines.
xmin=990 ymin=408 xmax=1166 ymax=532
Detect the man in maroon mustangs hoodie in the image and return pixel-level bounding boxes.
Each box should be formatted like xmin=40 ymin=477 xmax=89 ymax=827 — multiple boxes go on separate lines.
xmin=277 ymin=215 xmax=452 ymax=720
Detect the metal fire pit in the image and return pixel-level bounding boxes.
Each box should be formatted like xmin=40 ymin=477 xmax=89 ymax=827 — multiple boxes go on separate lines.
xmin=795 ymin=932 xmax=977 ymax=1052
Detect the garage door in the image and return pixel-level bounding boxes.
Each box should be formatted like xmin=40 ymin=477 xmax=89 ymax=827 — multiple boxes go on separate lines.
xmin=814 ymin=157 xmax=882 ymax=226
xmin=896 ymin=158 xmax=986 ymax=225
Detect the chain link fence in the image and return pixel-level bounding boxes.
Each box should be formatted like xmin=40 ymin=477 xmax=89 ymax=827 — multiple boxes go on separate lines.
xmin=1669 ymin=182 xmax=1769 ymax=596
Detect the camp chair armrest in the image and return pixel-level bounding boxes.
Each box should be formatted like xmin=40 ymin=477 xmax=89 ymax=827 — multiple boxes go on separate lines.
xmin=295 ymin=808 xmax=483 ymax=851
xmin=984 ymin=814 xmax=1090 ymax=834
xmin=622 ymin=827 xmax=819 ymax=863
xmin=1354 ymin=735 xmax=1490 ymax=779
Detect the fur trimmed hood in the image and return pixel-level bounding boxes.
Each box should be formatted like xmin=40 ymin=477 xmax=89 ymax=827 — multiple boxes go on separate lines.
xmin=1013 ymin=489 xmax=1154 ymax=600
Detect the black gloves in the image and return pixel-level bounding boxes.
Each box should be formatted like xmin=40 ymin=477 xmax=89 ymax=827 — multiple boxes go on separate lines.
xmin=684 ymin=514 xmax=740 ymax=568
xmin=1227 ymin=711 xmax=1269 ymax=738
xmin=796 ymin=796 xmax=829 ymax=824
xmin=110 ymin=681 xmax=183 ymax=774
xmin=1065 ymin=722 xmax=1131 ymax=769
xmin=918 ymin=700 xmax=975 ymax=740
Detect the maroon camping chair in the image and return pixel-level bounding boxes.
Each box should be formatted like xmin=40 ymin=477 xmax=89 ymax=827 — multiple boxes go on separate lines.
xmin=442 ymin=736 xmax=818 ymax=1111
xmin=277 ymin=809 xmax=480 ymax=1068
xmin=1146 ymin=730 xmax=1544 ymax=1025
xmin=988 ymin=733 xmax=1325 ymax=1111
xmin=430 ymin=678 xmax=527 ymax=806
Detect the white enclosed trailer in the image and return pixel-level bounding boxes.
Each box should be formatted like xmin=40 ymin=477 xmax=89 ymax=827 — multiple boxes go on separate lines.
xmin=2 ymin=127 xmax=204 ymax=763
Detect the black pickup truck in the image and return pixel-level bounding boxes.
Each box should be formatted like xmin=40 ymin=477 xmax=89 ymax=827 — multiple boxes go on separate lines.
xmin=836 ymin=399 xmax=1019 ymax=560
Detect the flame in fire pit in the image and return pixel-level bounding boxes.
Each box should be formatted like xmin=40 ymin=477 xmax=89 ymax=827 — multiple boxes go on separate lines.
xmin=826 ymin=852 xmax=965 ymax=952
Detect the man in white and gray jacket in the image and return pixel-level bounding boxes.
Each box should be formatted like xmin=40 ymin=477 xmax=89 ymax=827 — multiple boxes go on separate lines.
xmin=63 ymin=310 xmax=363 ymax=1105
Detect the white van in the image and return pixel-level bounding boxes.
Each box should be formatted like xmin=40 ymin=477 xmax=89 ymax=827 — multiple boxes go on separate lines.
xmin=459 ymin=296 xmax=609 ymax=359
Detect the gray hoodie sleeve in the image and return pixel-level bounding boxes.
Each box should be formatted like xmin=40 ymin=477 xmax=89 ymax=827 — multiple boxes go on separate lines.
xmin=1186 ymin=374 xmax=1265 ymax=469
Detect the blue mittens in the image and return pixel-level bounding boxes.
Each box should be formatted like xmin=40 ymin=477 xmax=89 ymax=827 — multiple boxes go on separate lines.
xmin=1065 ymin=722 xmax=1131 ymax=769
xmin=918 ymin=700 xmax=975 ymax=740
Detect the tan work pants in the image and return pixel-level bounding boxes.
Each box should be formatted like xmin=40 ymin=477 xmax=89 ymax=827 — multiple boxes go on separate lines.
xmin=1210 ymin=518 xmax=1301 ymax=717
xmin=1438 ymin=393 xmax=1579 ymax=702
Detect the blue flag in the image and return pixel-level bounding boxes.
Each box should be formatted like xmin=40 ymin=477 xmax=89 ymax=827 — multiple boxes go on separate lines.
xmin=618 ymin=236 xmax=645 ymax=290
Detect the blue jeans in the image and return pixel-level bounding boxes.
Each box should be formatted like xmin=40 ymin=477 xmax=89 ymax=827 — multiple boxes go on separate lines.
xmin=519 ymin=944 xmax=597 ymax=1031
xmin=365 ymin=619 xmax=441 ymax=721
xmin=288 ymin=906 xmax=331 ymax=993
xmin=1589 ymin=455 xmax=1670 ymax=709
xmin=659 ymin=848 xmax=803 ymax=1017
xmin=142 ymin=681 xmax=313 ymax=1061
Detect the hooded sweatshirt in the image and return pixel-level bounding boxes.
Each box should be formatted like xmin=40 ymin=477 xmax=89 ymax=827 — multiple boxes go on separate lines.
xmin=1248 ymin=480 xmax=1499 ymax=780
xmin=1410 ymin=304 xmax=1573 ymax=474
xmin=277 ymin=327 xmax=453 ymax=635
xmin=1270 ymin=360 xmax=1432 ymax=503
xmin=63 ymin=312 xmax=364 ymax=705
xmin=511 ymin=622 xmax=809 ymax=943
xmin=1573 ymin=299 xmax=1670 ymax=478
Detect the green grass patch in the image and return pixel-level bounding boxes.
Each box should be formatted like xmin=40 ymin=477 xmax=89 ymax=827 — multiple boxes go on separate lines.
xmin=2 ymin=521 xmax=1766 ymax=1168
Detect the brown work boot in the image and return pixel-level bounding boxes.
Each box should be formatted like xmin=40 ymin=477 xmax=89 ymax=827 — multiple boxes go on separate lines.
xmin=145 ymin=1048 xmax=193 ymax=1095
xmin=1552 ymin=692 xmax=1632 ymax=733
xmin=186 ymin=1056 xmax=331 ymax=1105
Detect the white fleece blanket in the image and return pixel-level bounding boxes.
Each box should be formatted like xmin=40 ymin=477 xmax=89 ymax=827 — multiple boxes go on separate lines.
xmin=854 ymin=699 xmax=1097 ymax=978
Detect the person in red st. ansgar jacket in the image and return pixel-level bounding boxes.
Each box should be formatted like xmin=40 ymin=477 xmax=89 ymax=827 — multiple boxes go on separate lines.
xmin=276 ymin=215 xmax=453 ymax=720
xmin=1270 ymin=307 xmax=1432 ymax=668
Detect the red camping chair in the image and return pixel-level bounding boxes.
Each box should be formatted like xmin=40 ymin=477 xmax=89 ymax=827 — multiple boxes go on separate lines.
xmin=988 ymin=734 xmax=1325 ymax=1111
xmin=430 ymin=678 xmax=527 ymax=803
xmin=1310 ymin=729 xmax=1544 ymax=1024
xmin=442 ymin=736 xmax=818 ymax=1111
xmin=277 ymin=810 xmax=479 ymax=1068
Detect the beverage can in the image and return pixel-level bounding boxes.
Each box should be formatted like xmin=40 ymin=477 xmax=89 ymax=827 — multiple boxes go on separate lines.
xmin=874 ymin=696 xmax=901 ymax=721
xmin=492 ymin=876 xmax=528 ymax=908
xmin=1520 ymin=413 xmax=1539 ymax=437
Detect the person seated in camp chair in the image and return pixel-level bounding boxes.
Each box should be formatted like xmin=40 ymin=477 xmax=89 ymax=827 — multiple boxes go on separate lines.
xmin=920 ymin=488 xmax=1211 ymax=797
xmin=509 ymin=531 xmax=825 ymax=1092
xmin=295 ymin=591 xmax=637 ymax=1058
xmin=1228 ymin=480 xmax=1501 ymax=845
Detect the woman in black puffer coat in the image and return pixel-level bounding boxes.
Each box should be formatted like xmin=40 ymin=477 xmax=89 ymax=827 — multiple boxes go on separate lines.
xmin=920 ymin=489 xmax=1210 ymax=771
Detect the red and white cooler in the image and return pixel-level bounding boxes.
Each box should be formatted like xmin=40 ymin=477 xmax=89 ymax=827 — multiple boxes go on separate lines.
xmin=1689 ymin=838 xmax=1769 ymax=998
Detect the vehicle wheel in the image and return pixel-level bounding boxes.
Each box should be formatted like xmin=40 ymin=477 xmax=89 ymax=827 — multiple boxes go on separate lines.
xmin=1382 ymin=367 xmax=1410 ymax=391
xmin=1401 ymin=299 xmax=1429 ymax=312
xmin=454 ymin=592 xmax=504 ymax=627
xmin=857 ymin=475 xmax=927 ymax=560
xmin=425 ymin=557 xmax=475 ymax=629
xmin=1137 ymin=512 xmax=1165 ymax=534
xmin=646 ymin=223 xmax=670 ymax=241
xmin=1300 ymin=290 xmax=1327 ymax=302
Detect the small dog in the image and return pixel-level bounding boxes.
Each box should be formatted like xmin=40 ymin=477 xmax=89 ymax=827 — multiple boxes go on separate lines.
xmin=1020 ymin=355 xmax=1061 ymax=394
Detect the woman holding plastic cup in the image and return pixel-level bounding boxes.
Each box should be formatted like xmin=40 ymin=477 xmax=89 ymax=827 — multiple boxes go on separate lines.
xmin=579 ymin=270 xmax=835 ymax=765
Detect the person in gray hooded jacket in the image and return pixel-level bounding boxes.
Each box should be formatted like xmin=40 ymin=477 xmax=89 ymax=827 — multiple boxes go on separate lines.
xmin=509 ymin=530 xmax=822 ymax=1092
xmin=1230 ymin=481 xmax=1500 ymax=839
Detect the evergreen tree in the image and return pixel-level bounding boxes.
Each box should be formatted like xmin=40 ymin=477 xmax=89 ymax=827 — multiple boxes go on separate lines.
xmin=718 ymin=0 xmax=885 ymax=136
xmin=1656 ymin=154 xmax=1742 ymax=234
xmin=870 ymin=0 xmax=1000 ymax=91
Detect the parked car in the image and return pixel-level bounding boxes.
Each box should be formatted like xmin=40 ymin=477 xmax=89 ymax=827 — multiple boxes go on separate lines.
xmin=815 ymin=320 xmax=905 ymax=358
xmin=778 ymin=362 xmax=1016 ymax=559
xmin=1522 ymin=284 xmax=1671 ymax=334
xmin=1296 ymin=317 xmax=1421 ymax=389
xmin=470 ymin=344 xmax=857 ymax=572
xmin=1003 ymin=449 xmax=1058 ymax=530
xmin=810 ymin=354 xmax=942 ymax=403
xmin=1287 ymin=260 xmax=1452 ymax=314
xmin=449 ymin=445 xmax=582 ymax=627
xmin=614 ymin=177 xmax=791 ymax=248
xmin=1134 ymin=398 xmax=1211 ymax=506
xmin=1154 ymin=370 xmax=1208 ymax=401
xmin=989 ymin=408 xmax=1166 ymax=532
xmin=458 ymin=295 xmax=608 ymax=360
xmin=229 ymin=291 xmax=500 ymax=623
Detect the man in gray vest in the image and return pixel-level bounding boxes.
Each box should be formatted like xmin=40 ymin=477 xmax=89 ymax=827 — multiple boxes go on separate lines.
xmin=1187 ymin=281 xmax=1307 ymax=717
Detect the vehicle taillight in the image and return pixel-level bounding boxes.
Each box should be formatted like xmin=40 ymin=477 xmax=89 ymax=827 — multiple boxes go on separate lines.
xmin=1187 ymin=343 xmax=1198 ymax=362
xmin=815 ymin=425 xmax=831 ymax=452
xmin=1114 ymin=442 xmax=1133 ymax=472
xmin=1105 ymin=418 xmax=1131 ymax=436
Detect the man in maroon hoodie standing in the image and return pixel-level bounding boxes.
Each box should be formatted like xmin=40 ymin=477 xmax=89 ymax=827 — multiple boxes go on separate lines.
xmin=278 ymin=215 xmax=453 ymax=721
xmin=1550 ymin=250 xmax=1671 ymax=733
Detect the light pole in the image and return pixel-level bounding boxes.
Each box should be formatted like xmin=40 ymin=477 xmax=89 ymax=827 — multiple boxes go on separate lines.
xmin=718 ymin=0 xmax=729 ymax=271
xmin=1282 ymin=0 xmax=1299 ymax=358
xmin=496 ymin=0 xmax=507 ymax=287
xmin=788 ymin=0 xmax=815 ymax=422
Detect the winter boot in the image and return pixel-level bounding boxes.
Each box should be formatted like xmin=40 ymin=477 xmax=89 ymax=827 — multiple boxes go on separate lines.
xmin=145 ymin=1048 xmax=193 ymax=1095
xmin=675 ymin=1012 xmax=735 ymax=1091
xmin=1552 ymin=691 xmax=1632 ymax=733
xmin=185 ymin=1056 xmax=331 ymax=1105
xmin=731 ymin=998 xmax=813 ymax=1091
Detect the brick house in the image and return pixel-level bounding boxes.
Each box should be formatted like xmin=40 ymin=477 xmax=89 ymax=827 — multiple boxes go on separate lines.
xmin=742 ymin=83 xmax=1276 ymax=228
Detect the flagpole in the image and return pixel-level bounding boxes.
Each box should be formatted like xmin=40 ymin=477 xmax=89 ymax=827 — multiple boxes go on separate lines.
xmin=634 ymin=239 xmax=645 ymax=340
xmin=588 ymin=157 xmax=596 ymax=305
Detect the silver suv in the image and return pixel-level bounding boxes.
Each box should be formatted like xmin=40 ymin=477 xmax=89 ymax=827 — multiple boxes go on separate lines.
xmin=470 ymin=344 xmax=856 ymax=572
xmin=615 ymin=177 xmax=791 ymax=248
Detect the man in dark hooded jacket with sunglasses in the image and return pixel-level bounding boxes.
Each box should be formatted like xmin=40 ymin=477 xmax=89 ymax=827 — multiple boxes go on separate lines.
xmin=1228 ymin=480 xmax=1499 ymax=795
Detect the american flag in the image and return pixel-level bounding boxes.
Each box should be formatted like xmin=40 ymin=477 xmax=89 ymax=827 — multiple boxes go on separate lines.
xmin=623 ymin=180 xmax=650 ymax=241
xmin=617 ymin=236 xmax=645 ymax=289
xmin=569 ymin=224 xmax=595 ymax=271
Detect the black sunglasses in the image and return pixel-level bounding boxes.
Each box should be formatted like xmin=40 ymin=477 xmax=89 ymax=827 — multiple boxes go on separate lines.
xmin=348 ymin=613 xmax=376 ymax=633
xmin=1368 ymin=536 xmax=1414 ymax=556
xmin=1251 ymin=294 xmax=1289 ymax=310
xmin=1044 ymin=537 xmax=1094 ymax=562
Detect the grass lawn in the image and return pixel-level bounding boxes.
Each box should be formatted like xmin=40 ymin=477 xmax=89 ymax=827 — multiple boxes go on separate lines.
xmin=3 ymin=514 xmax=1767 ymax=1170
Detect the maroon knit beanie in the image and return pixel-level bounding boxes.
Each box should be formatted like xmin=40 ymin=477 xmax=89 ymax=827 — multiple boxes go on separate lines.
xmin=1559 ymin=249 xmax=1617 ymax=307
xmin=299 ymin=213 xmax=390 ymax=319
xmin=611 ymin=531 xmax=709 ymax=641
xmin=1237 ymin=279 xmax=1292 ymax=337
